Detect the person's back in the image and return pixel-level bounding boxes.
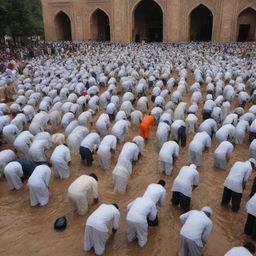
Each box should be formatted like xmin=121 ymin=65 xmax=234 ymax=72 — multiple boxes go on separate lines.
xmin=225 ymin=243 xmax=255 ymax=256
xmin=68 ymin=175 xmax=97 ymax=195
xmin=143 ymin=183 xmax=166 ymax=206
xmin=180 ymin=209 xmax=212 ymax=247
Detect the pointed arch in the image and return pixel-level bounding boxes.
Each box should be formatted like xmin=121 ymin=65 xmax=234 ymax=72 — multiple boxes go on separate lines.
xmin=90 ymin=8 xmax=111 ymax=41
xmin=189 ymin=4 xmax=213 ymax=41
xmin=132 ymin=0 xmax=163 ymax=42
xmin=54 ymin=11 xmax=72 ymax=41
xmin=237 ymin=7 xmax=256 ymax=41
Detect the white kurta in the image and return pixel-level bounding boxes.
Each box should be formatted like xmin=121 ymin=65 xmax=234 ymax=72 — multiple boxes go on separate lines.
xmin=246 ymin=193 xmax=256 ymax=217
xmin=0 ymin=149 xmax=16 ymax=177
xmin=214 ymin=141 xmax=234 ymax=169
xmin=171 ymin=165 xmax=199 ymax=197
xmin=156 ymin=122 xmax=171 ymax=148
xmin=111 ymin=120 xmax=129 ymax=143
xmin=180 ymin=210 xmax=213 ymax=247
xmin=96 ymin=114 xmax=110 ymax=136
xmin=29 ymin=139 xmax=51 ymax=163
xmin=126 ymin=197 xmax=157 ymax=247
xmin=97 ymin=135 xmax=117 ymax=169
xmin=224 ymin=246 xmax=253 ymax=256
xmin=159 ymin=141 xmax=179 ymax=175
xmin=27 ymin=165 xmax=51 ymax=206
xmin=143 ymin=183 xmax=166 ymax=207
xmin=84 ymin=204 xmax=120 ymax=255
xmin=50 ymin=145 xmax=71 ymax=179
xmin=2 ymin=124 xmax=20 ymax=144
xmin=224 ymin=161 xmax=252 ymax=193
xmin=4 ymin=161 xmax=23 ymax=190
xmin=13 ymin=131 xmax=34 ymax=159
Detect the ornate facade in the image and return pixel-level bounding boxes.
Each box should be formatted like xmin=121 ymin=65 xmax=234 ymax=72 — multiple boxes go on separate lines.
xmin=41 ymin=0 xmax=256 ymax=42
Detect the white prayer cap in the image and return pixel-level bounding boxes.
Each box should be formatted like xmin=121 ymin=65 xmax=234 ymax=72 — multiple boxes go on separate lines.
xmin=201 ymin=206 xmax=213 ymax=215
xmin=249 ymin=158 xmax=256 ymax=165
xmin=190 ymin=164 xmax=196 ymax=169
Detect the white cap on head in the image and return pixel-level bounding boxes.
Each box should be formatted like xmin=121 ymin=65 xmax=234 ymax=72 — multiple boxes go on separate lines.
xmin=249 ymin=158 xmax=256 ymax=165
xmin=201 ymin=206 xmax=213 ymax=215
xmin=190 ymin=164 xmax=196 ymax=169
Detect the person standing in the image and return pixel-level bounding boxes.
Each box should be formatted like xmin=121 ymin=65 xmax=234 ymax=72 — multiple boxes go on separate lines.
xmin=179 ymin=206 xmax=213 ymax=256
xmin=83 ymin=203 xmax=120 ymax=255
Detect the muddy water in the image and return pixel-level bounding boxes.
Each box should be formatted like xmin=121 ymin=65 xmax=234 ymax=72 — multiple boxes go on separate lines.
xmin=0 ymin=72 xmax=254 ymax=256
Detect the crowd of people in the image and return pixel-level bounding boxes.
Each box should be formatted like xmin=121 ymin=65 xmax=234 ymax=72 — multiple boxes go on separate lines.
xmin=0 ymin=40 xmax=256 ymax=255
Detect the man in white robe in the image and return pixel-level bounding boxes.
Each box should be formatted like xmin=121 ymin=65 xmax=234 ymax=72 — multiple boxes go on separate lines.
xmin=83 ymin=203 xmax=120 ymax=255
xmin=224 ymin=243 xmax=255 ymax=256
xmin=68 ymin=173 xmax=98 ymax=215
xmin=4 ymin=161 xmax=23 ymax=190
xmin=126 ymin=197 xmax=157 ymax=247
xmin=244 ymin=193 xmax=256 ymax=240
xmin=214 ymin=141 xmax=234 ymax=169
xmin=0 ymin=149 xmax=16 ymax=177
xmin=171 ymin=164 xmax=199 ymax=212
xmin=111 ymin=120 xmax=130 ymax=143
xmin=2 ymin=124 xmax=20 ymax=144
xmin=179 ymin=207 xmax=213 ymax=256
xmin=13 ymin=131 xmax=34 ymax=159
xmin=156 ymin=121 xmax=171 ymax=148
xmin=159 ymin=141 xmax=179 ymax=175
xmin=222 ymin=160 xmax=254 ymax=212
xmin=50 ymin=144 xmax=71 ymax=179
xmin=143 ymin=180 xmax=166 ymax=207
xmin=27 ymin=165 xmax=51 ymax=206
xmin=95 ymin=113 xmax=110 ymax=136
xmin=97 ymin=135 xmax=117 ymax=170
xmin=216 ymin=124 xmax=236 ymax=145
xmin=249 ymin=139 xmax=256 ymax=159
xmin=188 ymin=132 xmax=211 ymax=166
xmin=29 ymin=139 xmax=51 ymax=164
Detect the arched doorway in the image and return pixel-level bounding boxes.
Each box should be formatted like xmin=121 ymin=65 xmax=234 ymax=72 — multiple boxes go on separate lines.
xmin=237 ymin=8 xmax=256 ymax=41
xmin=133 ymin=0 xmax=163 ymax=42
xmin=190 ymin=5 xmax=213 ymax=41
xmin=90 ymin=9 xmax=110 ymax=41
xmin=55 ymin=11 xmax=72 ymax=41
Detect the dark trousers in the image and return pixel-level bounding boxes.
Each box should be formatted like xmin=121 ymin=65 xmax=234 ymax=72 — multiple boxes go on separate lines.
xmin=221 ymin=186 xmax=242 ymax=212
xmin=249 ymin=132 xmax=256 ymax=143
xmin=202 ymin=110 xmax=211 ymax=120
xmin=178 ymin=126 xmax=187 ymax=148
xmin=79 ymin=146 xmax=93 ymax=166
xmin=244 ymin=214 xmax=256 ymax=240
xmin=108 ymin=113 xmax=115 ymax=121
xmin=172 ymin=191 xmax=191 ymax=212
xmin=151 ymin=95 xmax=156 ymax=103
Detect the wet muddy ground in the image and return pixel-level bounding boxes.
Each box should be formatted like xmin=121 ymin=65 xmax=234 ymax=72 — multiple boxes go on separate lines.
xmin=0 ymin=71 xmax=254 ymax=256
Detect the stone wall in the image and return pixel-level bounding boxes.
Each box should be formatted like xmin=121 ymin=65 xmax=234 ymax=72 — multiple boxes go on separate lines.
xmin=41 ymin=0 xmax=256 ymax=42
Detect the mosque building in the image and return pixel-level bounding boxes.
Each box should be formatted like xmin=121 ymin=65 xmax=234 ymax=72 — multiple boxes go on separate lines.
xmin=41 ymin=0 xmax=256 ymax=42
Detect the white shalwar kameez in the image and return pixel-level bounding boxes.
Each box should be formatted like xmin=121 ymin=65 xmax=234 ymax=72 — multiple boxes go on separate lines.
xmin=234 ymin=120 xmax=249 ymax=144
xmin=97 ymin=135 xmax=117 ymax=170
xmin=0 ymin=149 xmax=15 ymax=177
xmin=188 ymin=132 xmax=211 ymax=166
xmin=95 ymin=114 xmax=110 ymax=136
xmin=171 ymin=165 xmax=199 ymax=198
xmin=68 ymin=175 xmax=98 ymax=215
xmin=2 ymin=124 xmax=20 ymax=144
xmin=4 ymin=161 xmax=23 ymax=190
xmin=29 ymin=139 xmax=51 ymax=163
xmin=249 ymin=139 xmax=256 ymax=159
xmin=143 ymin=183 xmax=166 ymax=207
xmin=216 ymin=124 xmax=235 ymax=145
xmin=159 ymin=141 xmax=179 ymax=175
xmin=50 ymin=145 xmax=71 ymax=179
xmin=84 ymin=204 xmax=120 ymax=255
xmin=27 ymin=165 xmax=51 ymax=206
xmin=214 ymin=141 xmax=234 ymax=169
xmin=111 ymin=120 xmax=129 ymax=143
xmin=126 ymin=197 xmax=157 ymax=247
xmin=13 ymin=131 xmax=34 ymax=159
xmin=156 ymin=122 xmax=171 ymax=148
xmin=185 ymin=114 xmax=198 ymax=134
xmin=224 ymin=246 xmax=253 ymax=256
xmin=179 ymin=210 xmax=213 ymax=256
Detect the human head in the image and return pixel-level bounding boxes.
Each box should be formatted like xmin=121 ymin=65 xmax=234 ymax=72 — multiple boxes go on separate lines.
xmin=201 ymin=206 xmax=213 ymax=217
xmin=244 ymin=242 xmax=255 ymax=253
xmin=112 ymin=203 xmax=119 ymax=210
xmin=89 ymin=173 xmax=98 ymax=181
xmin=158 ymin=180 xmax=166 ymax=187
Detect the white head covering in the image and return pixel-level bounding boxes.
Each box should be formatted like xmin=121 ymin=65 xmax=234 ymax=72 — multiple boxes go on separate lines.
xmin=249 ymin=158 xmax=256 ymax=165
xmin=201 ymin=206 xmax=213 ymax=215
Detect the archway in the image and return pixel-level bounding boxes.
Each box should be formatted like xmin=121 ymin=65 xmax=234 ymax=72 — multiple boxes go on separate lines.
xmin=133 ymin=0 xmax=163 ymax=42
xmin=190 ymin=5 xmax=213 ymax=41
xmin=90 ymin=9 xmax=110 ymax=41
xmin=237 ymin=8 xmax=256 ymax=41
xmin=54 ymin=11 xmax=72 ymax=41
